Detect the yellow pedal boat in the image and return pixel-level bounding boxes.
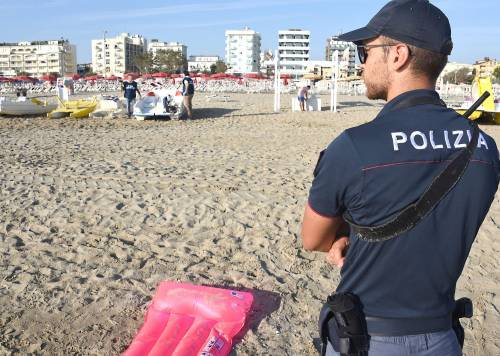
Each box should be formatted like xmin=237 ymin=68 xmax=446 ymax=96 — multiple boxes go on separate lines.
xmin=48 ymin=97 xmax=97 ymax=119
xmin=454 ymin=76 xmax=500 ymax=124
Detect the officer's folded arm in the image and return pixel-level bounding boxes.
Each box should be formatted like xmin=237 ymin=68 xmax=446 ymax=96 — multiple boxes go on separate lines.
xmin=301 ymin=203 xmax=349 ymax=268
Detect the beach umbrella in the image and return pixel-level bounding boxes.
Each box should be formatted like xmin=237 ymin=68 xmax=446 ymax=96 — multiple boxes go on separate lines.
xmin=14 ymin=75 xmax=36 ymax=82
xmin=210 ymin=73 xmax=229 ymax=79
xmin=303 ymin=73 xmax=323 ymax=80
xmin=105 ymin=75 xmax=121 ymax=81
xmin=124 ymin=72 xmax=140 ymax=80
xmin=39 ymin=74 xmax=57 ymax=82
xmin=152 ymin=72 xmax=169 ymax=78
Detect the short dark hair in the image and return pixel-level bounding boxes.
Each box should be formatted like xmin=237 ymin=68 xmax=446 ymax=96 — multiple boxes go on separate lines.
xmin=183 ymin=70 xmax=190 ymax=76
xmin=381 ymin=36 xmax=448 ymax=82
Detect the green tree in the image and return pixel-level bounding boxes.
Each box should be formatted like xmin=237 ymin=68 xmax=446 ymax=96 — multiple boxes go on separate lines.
xmin=132 ymin=51 xmax=155 ymax=74
xmin=493 ymin=66 xmax=500 ymax=84
xmin=210 ymin=60 xmax=227 ymax=74
xmin=443 ymin=67 xmax=474 ymax=85
xmin=155 ymin=49 xmax=186 ymax=73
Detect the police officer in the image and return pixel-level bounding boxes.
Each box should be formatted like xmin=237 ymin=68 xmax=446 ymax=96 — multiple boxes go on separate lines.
xmin=301 ymin=1 xmax=500 ymax=355
xmin=122 ymin=74 xmax=141 ymax=119
xmin=182 ymin=70 xmax=195 ymax=120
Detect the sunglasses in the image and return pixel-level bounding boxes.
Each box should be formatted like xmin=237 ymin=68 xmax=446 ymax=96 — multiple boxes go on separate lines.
xmin=356 ymin=44 xmax=398 ymax=64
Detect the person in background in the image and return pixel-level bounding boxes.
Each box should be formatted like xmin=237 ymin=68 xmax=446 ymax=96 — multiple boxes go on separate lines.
xmin=298 ymin=85 xmax=311 ymax=111
xmin=182 ymin=70 xmax=195 ymax=120
xmin=122 ymin=74 xmax=141 ymax=119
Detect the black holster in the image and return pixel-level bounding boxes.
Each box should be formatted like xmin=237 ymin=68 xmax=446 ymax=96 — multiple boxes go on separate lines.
xmin=319 ymin=293 xmax=369 ymax=356
xmin=452 ymin=297 xmax=473 ymax=349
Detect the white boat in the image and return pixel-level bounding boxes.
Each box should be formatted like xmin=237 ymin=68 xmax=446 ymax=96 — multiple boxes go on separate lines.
xmin=133 ymin=89 xmax=185 ymax=120
xmin=89 ymin=95 xmax=125 ymax=119
xmin=0 ymin=97 xmax=57 ymax=116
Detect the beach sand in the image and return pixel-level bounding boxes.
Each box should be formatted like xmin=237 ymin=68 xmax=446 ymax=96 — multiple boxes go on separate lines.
xmin=0 ymin=93 xmax=498 ymax=355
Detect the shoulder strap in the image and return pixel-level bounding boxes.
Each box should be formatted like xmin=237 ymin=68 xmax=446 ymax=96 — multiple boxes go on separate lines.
xmin=389 ymin=94 xmax=446 ymax=112
xmin=343 ymin=93 xmax=488 ymax=242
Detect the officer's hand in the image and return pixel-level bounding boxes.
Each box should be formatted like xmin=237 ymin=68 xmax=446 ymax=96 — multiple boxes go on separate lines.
xmin=326 ymin=237 xmax=349 ymax=268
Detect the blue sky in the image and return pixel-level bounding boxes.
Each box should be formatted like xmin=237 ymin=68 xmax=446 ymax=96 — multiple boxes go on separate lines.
xmin=1 ymin=0 xmax=498 ymax=64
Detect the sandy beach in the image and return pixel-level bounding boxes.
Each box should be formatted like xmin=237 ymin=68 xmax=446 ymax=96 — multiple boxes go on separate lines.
xmin=0 ymin=93 xmax=498 ymax=355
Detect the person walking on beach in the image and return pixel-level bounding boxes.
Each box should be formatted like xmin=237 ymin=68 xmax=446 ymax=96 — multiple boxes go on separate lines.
xmin=298 ymin=85 xmax=310 ymax=111
xmin=122 ymin=74 xmax=141 ymax=119
xmin=301 ymin=1 xmax=500 ymax=355
xmin=182 ymin=70 xmax=195 ymax=120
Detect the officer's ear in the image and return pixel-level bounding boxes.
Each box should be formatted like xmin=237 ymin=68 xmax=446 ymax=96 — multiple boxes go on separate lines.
xmin=390 ymin=44 xmax=412 ymax=72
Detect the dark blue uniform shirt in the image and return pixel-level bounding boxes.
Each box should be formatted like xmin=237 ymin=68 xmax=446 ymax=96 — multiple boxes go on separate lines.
xmin=309 ymin=90 xmax=500 ymax=324
xmin=123 ymin=81 xmax=138 ymax=100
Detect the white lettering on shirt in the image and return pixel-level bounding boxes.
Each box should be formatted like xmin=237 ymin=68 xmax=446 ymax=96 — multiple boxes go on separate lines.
xmin=410 ymin=131 xmax=428 ymax=150
xmin=390 ymin=130 xmax=489 ymax=151
xmin=444 ymin=130 xmax=451 ymax=149
xmin=453 ymin=131 xmax=467 ymax=148
xmin=391 ymin=132 xmax=407 ymax=151
xmin=478 ymin=133 xmax=489 ymax=149
xmin=429 ymin=131 xmax=443 ymax=149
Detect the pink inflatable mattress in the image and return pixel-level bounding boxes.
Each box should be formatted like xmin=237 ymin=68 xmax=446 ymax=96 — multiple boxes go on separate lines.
xmin=123 ymin=282 xmax=254 ymax=356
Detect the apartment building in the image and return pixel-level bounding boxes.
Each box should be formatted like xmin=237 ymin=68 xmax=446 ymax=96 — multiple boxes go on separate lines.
xmin=91 ymin=33 xmax=146 ymax=77
xmin=148 ymin=40 xmax=187 ymax=59
xmin=326 ymin=36 xmax=356 ymax=77
xmin=474 ymin=57 xmax=498 ymax=78
xmin=278 ymin=29 xmax=310 ymax=78
xmin=0 ymin=39 xmax=76 ymax=77
xmin=225 ymin=27 xmax=261 ymax=74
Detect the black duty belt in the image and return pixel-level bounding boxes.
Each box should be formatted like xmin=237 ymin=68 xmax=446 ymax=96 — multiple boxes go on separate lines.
xmin=365 ymin=314 xmax=452 ymax=336
xmin=342 ymin=92 xmax=490 ymax=242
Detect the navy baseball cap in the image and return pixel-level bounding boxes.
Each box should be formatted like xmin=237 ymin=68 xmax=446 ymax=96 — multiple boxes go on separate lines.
xmin=338 ymin=0 xmax=453 ymax=55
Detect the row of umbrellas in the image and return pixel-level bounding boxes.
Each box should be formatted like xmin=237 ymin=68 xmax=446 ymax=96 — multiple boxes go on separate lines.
xmin=0 ymin=72 xmax=292 ymax=83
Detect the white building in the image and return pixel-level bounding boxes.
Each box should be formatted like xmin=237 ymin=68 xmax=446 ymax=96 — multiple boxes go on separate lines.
xmin=0 ymin=39 xmax=76 ymax=77
xmin=188 ymin=55 xmax=221 ymax=72
xmin=91 ymin=33 xmax=146 ymax=77
xmin=148 ymin=40 xmax=187 ymax=59
xmin=225 ymin=27 xmax=261 ymax=74
xmin=326 ymin=36 xmax=356 ymax=77
xmin=278 ymin=29 xmax=310 ymax=78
